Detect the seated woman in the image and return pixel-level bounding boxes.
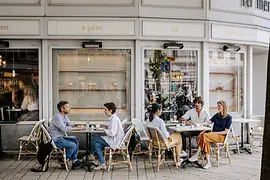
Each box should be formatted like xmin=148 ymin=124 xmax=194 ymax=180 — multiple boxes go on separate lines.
xmin=19 ymin=87 xmax=39 ymax=121
xmin=88 ymin=102 xmax=124 ymax=170
xmin=147 ymin=103 xmax=183 ymax=166
xmin=189 ymin=100 xmax=232 ymax=169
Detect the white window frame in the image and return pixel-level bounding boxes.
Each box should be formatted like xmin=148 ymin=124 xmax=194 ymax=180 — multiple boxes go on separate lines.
xmin=139 ymin=41 xmax=202 ymax=122
xmin=48 ymin=40 xmax=135 ymax=121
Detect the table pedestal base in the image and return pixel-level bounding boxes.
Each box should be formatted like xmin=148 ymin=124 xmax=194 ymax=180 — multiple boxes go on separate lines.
xmin=181 ymin=159 xmax=203 ymax=168
xmin=239 ymin=147 xmax=252 ymax=154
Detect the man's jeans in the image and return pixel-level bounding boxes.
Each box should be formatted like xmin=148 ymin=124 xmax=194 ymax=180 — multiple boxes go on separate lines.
xmin=54 ymin=136 xmax=79 ymax=161
xmin=90 ymin=136 xmax=109 ymax=164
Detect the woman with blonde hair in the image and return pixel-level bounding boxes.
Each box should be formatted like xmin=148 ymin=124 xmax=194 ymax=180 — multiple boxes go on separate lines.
xmin=19 ymin=87 xmax=39 ymax=121
xmin=189 ymin=100 xmax=232 ymax=169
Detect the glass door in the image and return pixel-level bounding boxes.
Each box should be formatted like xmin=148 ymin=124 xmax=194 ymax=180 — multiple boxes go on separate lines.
xmin=52 ymin=48 xmax=131 ymax=122
xmin=144 ymin=49 xmax=198 ymax=122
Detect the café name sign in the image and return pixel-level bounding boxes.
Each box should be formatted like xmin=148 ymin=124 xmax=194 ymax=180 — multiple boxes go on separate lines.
xmin=242 ymin=0 xmax=270 ymax=12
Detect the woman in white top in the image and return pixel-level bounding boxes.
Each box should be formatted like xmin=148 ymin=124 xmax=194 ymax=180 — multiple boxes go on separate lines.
xmin=147 ymin=103 xmax=183 ymax=166
xmin=88 ymin=102 xmax=124 ymax=170
xmin=19 ymin=87 xmax=39 ymax=121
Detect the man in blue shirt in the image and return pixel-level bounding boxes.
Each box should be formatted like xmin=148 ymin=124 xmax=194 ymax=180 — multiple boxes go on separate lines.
xmin=49 ymin=101 xmax=84 ymax=170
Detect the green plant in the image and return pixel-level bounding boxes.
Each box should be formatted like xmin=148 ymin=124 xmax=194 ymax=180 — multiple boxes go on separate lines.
xmin=149 ymin=50 xmax=166 ymax=80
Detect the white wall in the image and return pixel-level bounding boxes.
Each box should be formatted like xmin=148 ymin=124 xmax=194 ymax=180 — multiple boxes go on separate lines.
xmin=253 ymin=52 xmax=268 ymax=116
xmin=208 ymin=0 xmax=270 ymax=29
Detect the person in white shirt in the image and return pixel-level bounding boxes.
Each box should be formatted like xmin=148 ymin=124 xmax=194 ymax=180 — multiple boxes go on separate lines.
xmin=19 ymin=87 xmax=39 ymax=121
xmin=147 ymin=103 xmax=183 ymax=166
xmin=88 ymin=102 xmax=124 ymax=170
xmin=179 ymin=96 xmax=211 ymax=153
xmin=179 ymin=96 xmax=210 ymax=126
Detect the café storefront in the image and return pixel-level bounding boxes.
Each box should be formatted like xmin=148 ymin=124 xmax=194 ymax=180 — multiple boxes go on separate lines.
xmin=0 ymin=0 xmax=269 ymax=151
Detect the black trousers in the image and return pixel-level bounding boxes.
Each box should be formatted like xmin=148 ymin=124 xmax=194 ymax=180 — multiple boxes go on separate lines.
xmin=182 ymin=131 xmax=201 ymax=151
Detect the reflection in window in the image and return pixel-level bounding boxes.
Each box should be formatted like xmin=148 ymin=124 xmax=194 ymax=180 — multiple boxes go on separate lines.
xmin=0 ymin=49 xmax=39 ymax=121
xmin=52 ymin=49 xmax=131 ymax=121
xmin=144 ymin=50 xmax=197 ymax=121
xmin=209 ymin=51 xmax=244 ymax=116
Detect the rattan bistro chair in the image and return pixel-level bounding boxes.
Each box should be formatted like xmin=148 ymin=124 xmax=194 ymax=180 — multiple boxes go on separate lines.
xmin=40 ymin=122 xmax=69 ymax=171
xmin=212 ymin=125 xmax=237 ymax=167
xmin=104 ymin=125 xmax=135 ymax=172
xmin=250 ymin=115 xmax=264 ymax=152
xmin=18 ymin=119 xmax=45 ymax=160
xmin=146 ymin=125 xmax=178 ymax=172
xmin=131 ymin=118 xmax=150 ymax=159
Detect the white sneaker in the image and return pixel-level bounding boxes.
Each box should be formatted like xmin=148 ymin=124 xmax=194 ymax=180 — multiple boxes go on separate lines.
xmin=177 ymin=158 xmax=184 ymax=167
xmin=180 ymin=150 xmax=188 ymax=157
xmin=203 ymin=162 xmax=212 ymax=169
xmin=93 ymin=164 xmax=106 ymax=171
xmin=189 ymin=155 xmax=198 ymax=162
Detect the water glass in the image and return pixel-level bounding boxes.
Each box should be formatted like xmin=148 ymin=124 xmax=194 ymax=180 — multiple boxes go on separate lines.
xmin=85 ymin=122 xmax=90 ymax=131
xmin=181 ymin=121 xmax=186 ymax=127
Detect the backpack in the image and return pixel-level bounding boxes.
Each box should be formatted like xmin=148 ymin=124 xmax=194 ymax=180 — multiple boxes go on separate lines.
xmin=31 ymin=129 xmax=53 ymax=172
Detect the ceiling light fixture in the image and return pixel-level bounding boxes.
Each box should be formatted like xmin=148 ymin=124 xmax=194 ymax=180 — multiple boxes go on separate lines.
xmin=223 ymin=44 xmax=241 ymax=52
xmin=82 ymin=41 xmax=102 ymax=48
xmin=0 ymin=40 xmax=9 ymax=48
xmin=164 ymin=42 xmax=184 ymax=49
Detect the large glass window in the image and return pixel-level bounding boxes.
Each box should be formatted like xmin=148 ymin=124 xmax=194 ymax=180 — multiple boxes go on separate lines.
xmin=144 ymin=49 xmax=198 ymax=121
xmin=0 ymin=49 xmax=39 ymax=121
xmin=52 ymin=49 xmax=131 ymax=121
xmin=209 ymin=51 xmax=244 ymax=115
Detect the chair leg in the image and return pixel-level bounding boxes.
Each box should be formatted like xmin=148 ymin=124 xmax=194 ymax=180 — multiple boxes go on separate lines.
xmin=108 ymin=149 xmax=113 ymax=172
xmin=146 ymin=146 xmax=152 ymax=169
xmin=216 ymin=145 xmax=220 ymax=167
xmin=24 ymin=142 xmax=28 ymax=158
xmin=62 ymin=149 xmax=69 ymax=171
xmin=157 ymin=149 xmax=161 ymax=172
xmin=18 ymin=141 xmax=23 ymax=161
xmin=225 ymin=143 xmax=232 ymax=164
xmin=172 ymin=147 xmax=178 ymax=169
xmin=122 ymin=150 xmax=126 ymax=161
xmin=104 ymin=148 xmax=107 ymax=166
xmin=235 ymin=136 xmax=240 ymax=155
xmin=126 ymin=150 xmax=133 ymax=171
xmin=148 ymin=144 xmax=152 ymax=164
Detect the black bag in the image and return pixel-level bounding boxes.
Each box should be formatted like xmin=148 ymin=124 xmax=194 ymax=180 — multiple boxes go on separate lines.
xmin=128 ymin=132 xmax=140 ymax=160
xmin=31 ymin=131 xmax=53 ymax=172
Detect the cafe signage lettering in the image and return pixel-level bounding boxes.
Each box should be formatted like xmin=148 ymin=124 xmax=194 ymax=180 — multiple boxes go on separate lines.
xmin=81 ymin=25 xmax=103 ymax=32
xmin=242 ymin=0 xmax=270 ymax=12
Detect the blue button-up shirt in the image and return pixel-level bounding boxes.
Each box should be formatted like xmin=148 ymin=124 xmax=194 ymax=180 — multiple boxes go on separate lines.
xmin=48 ymin=112 xmax=75 ymax=140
